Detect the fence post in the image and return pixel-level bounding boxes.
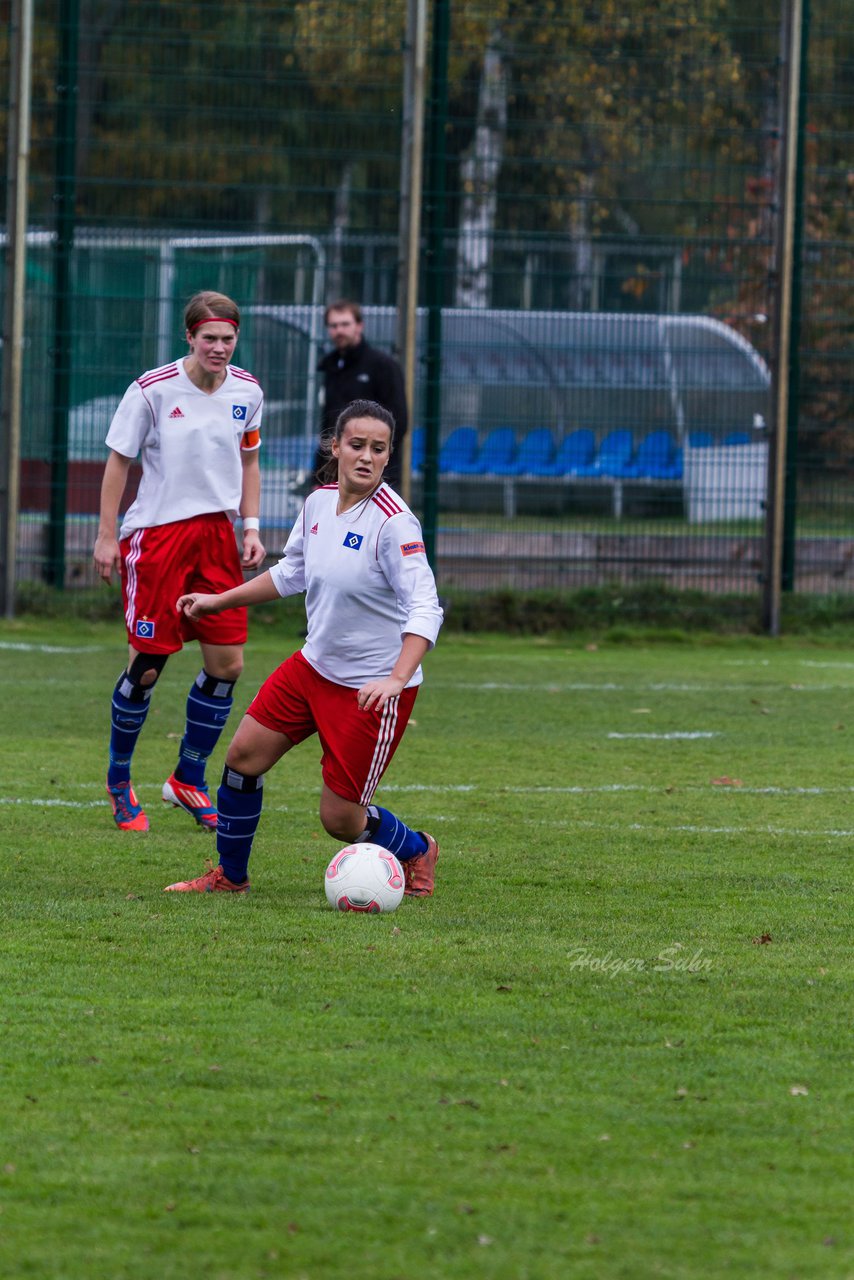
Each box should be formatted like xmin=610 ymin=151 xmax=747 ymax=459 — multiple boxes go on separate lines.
xmin=762 ymin=0 xmax=806 ymax=633
xmin=47 ymin=0 xmax=80 ymax=589
xmin=781 ymin=0 xmax=809 ymax=594
xmin=0 ymin=0 xmax=34 ymax=618
xmin=421 ymin=0 xmax=450 ymax=570
xmin=395 ymin=0 xmax=427 ymax=507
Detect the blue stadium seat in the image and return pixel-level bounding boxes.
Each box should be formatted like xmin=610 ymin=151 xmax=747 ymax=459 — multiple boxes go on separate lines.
xmin=546 ymin=429 xmax=596 ymax=476
xmin=687 ymin=430 xmax=714 ymax=448
xmin=624 ymin=430 xmax=680 ymax=479
xmin=512 ymin=428 xmax=557 ymax=475
xmin=476 ymin=427 xmax=518 ymax=475
xmin=409 ymin=426 xmax=425 ymax=473
xmin=439 ymin=426 xmax=480 ymax=474
xmin=574 ymin=429 xmax=635 ymax=477
xmin=724 ymin=430 xmax=751 ymax=445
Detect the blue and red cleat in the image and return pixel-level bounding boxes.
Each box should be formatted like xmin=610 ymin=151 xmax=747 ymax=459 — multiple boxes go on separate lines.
xmin=162 ymin=773 xmax=217 ymax=831
xmin=106 ymin=780 xmax=149 ymax=832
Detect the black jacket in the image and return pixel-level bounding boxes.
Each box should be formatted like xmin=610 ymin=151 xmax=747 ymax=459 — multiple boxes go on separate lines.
xmin=317 ymin=339 xmax=408 ymax=485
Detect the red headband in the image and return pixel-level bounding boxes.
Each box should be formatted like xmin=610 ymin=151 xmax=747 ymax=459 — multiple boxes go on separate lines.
xmin=188 ymin=316 xmax=239 ymax=334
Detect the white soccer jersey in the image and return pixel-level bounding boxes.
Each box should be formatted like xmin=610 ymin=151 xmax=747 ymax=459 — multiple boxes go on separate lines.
xmin=268 ymin=484 xmax=443 ymax=689
xmin=105 ymin=357 xmax=263 ymax=538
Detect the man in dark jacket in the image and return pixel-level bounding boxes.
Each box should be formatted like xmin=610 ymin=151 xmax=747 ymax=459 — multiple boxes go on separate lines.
xmin=314 ymin=300 xmax=408 ymax=488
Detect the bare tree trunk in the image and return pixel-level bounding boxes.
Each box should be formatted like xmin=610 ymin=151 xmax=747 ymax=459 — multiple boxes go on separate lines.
xmin=454 ymin=30 xmax=508 ymax=309
xmin=758 ymin=75 xmax=779 ymax=246
xmin=327 ymin=160 xmax=354 ymax=300
xmin=568 ymin=170 xmax=595 ymax=311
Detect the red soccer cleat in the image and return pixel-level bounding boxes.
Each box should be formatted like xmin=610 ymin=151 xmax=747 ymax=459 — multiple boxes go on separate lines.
xmin=403 ymin=832 xmax=439 ymax=897
xmin=106 ymin=780 xmax=149 ymax=832
xmin=163 ymin=861 xmax=249 ymax=894
xmin=162 ymin=773 xmax=217 ymax=831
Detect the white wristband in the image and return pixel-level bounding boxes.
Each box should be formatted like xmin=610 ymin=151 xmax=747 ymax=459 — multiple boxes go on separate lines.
xmin=243 ymin=517 xmax=260 ymax=532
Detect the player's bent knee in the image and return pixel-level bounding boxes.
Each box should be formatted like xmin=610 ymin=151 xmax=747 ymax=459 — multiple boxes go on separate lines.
xmin=322 ymin=819 xmax=361 ymax=843
xmin=319 ymin=800 xmax=364 ymax=844
xmin=224 ymin=742 xmax=254 ymax=773
xmin=206 ymin=653 xmax=244 ymax=683
xmin=127 ymin=650 xmax=168 ymax=690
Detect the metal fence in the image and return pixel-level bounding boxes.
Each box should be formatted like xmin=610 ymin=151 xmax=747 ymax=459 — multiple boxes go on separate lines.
xmin=1 ymin=0 xmax=852 ymax=610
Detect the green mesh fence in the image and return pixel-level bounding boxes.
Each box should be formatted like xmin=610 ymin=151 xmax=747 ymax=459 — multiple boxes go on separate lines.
xmin=1 ymin=0 xmax=852 ymax=600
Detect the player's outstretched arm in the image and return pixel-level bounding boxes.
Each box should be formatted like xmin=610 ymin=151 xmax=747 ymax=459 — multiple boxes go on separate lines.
xmin=177 ymin=569 xmax=282 ymax=619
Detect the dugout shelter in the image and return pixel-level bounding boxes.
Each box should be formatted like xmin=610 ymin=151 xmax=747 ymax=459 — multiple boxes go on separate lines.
xmin=242 ymin=306 xmax=771 ymax=521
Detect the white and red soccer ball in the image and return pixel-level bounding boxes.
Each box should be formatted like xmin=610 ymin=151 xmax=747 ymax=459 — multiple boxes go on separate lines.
xmin=324 ymin=843 xmax=405 ymax=914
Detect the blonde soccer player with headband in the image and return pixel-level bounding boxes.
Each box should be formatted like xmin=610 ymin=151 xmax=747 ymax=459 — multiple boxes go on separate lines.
xmin=94 ymin=290 xmax=265 ymax=832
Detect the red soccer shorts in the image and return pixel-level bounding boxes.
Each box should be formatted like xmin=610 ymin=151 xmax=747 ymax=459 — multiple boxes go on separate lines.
xmin=246 ymin=650 xmax=418 ymax=805
xmin=121 ymin=512 xmax=248 ymax=654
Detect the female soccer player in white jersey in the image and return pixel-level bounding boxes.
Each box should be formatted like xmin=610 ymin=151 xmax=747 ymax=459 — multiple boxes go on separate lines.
xmin=164 ymin=399 xmax=443 ymax=897
xmin=93 ymin=290 xmax=266 ymax=833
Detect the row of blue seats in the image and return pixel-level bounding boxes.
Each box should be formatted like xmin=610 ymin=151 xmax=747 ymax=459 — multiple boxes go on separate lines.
xmin=263 ymin=427 xmax=756 ymax=484
xmin=412 ymin=426 xmax=756 ymax=481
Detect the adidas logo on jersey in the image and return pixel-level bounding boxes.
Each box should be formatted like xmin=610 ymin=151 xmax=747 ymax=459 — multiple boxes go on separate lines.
xmin=168 ymin=406 xmax=185 ymax=419
xmin=310 ymin=523 xmax=319 ymax=535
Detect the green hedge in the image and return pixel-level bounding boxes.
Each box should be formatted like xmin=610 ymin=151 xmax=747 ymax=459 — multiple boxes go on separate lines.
xmin=14 ymin=580 xmax=854 ymax=639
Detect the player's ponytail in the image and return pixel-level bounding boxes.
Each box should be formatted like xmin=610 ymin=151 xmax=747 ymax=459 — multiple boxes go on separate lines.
xmin=316 ymin=431 xmax=339 ymax=484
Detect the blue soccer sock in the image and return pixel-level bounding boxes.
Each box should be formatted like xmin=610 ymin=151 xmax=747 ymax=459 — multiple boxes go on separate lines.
xmin=175 ymin=670 xmax=235 ymax=788
xmin=216 ymin=766 xmax=264 ymax=885
xmin=107 ymin=670 xmax=153 ymax=788
xmin=360 ymin=805 xmax=428 ymax=861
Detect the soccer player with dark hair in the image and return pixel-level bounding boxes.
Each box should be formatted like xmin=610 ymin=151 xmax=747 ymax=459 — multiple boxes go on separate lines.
xmin=164 ymin=398 xmax=442 ymax=898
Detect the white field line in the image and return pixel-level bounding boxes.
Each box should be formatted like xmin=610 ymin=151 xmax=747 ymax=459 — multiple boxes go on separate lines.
xmin=57 ymin=779 xmax=854 ymax=794
xmin=799 ymin=660 xmax=854 ymax=669
xmin=558 ymin=817 xmax=854 ymax=839
xmin=607 ymin=731 xmax=719 ymax=740
xmin=432 ymin=680 xmax=851 ymax=693
xmin=3 ymin=638 xmax=852 ymax=669
xmin=0 ymin=641 xmax=107 ymax=654
xmin=45 ymin=780 xmax=854 ymax=795
xmin=388 ymin=782 xmax=854 ymax=796
xmin=6 ymin=780 xmax=854 ymax=809
xmin=5 ymin=797 xmax=849 ymax=839
xmin=1 ymin=798 xmax=107 ymax=808
xmin=2 ymin=645 xmax=852 ymax=691
xmin=725 ymin=657 xmax=854 ymax=671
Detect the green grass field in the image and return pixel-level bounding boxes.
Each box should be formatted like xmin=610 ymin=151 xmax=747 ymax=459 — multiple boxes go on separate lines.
xmin=1 ymin=616 xmax=852 ymax=1279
